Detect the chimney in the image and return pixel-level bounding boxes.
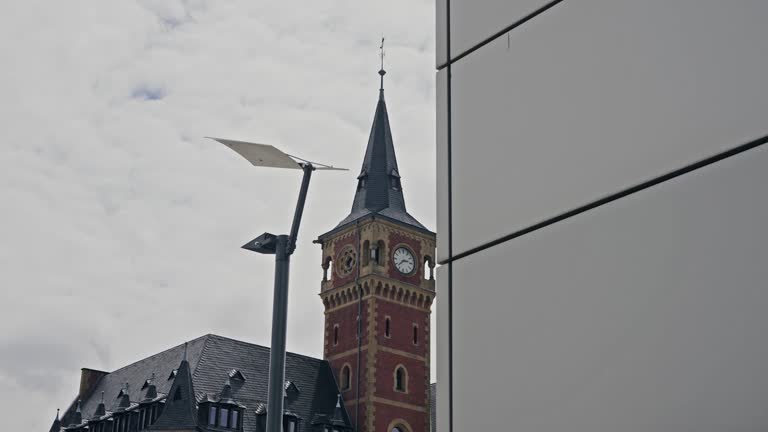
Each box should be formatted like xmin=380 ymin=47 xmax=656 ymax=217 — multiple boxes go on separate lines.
xmin=79 ymin=368 xmax=108 ymax=399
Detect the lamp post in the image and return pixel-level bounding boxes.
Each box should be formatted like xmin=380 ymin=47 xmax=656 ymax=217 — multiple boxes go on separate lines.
xmin=209 ymin=137 xmax=346 ymax=432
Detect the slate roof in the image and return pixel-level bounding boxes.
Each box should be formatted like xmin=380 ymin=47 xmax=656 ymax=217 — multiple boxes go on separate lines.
xmin=56 ymin=334 xmax=350 ymax=432
xmin=320 ymin=86 xmax=431 ymax=239
xmin=151 ymin=357 xmax=198 ymax=430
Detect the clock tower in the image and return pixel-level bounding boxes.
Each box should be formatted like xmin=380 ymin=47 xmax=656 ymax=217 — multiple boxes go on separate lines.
xmin=316 ymin=69 xmax=436 ymax=432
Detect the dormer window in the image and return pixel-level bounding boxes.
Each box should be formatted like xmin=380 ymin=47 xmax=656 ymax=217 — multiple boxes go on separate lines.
xmin=390 ymin=169 xmax=401 ymax=191
xmin=357 ymin=171 xmax=368 ymax=191
xmin=285 ymin=417 xmax=298 ymax=432
xmin=206 ymin=403 xmax=242 ymax=430
xmin=209 ymin=406 xmax=217 ymax=426
xmin=219 ymin=407 xmax=230 ymax=427
xmin=167 ymin=369 xmax=178 ymax=380
xmin=228 ymin=369 xmax=247 ymax=382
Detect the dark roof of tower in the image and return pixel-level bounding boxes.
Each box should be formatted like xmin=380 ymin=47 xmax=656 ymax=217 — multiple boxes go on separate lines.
xmin=54 ymin=334 xmax=350 ymax=432
xmin=321 ymin=87 xmax=431 ymax=239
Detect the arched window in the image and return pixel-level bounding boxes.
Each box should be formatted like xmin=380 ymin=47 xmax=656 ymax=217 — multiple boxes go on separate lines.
xmin=424 ymin=255 xmax=434 ymax=280
xmin=362 ymin=240 xmax=370 ymax=266
xmin=323 ymin=256 xmax=333 ymax=282
xmin=376 ymin=240 xmax=386 ymax=265
xmin=385 ymin=316 xmax=391 ymax=338
xmin=413 ymin=324 xmax=419 ymax=345
xmin=333 ymin=324 xmax=339 ymax=346
xmin=340 ymin=364 xmax=351 ymax=391
xmin=394 ymin=366 xmax=408 ymax=393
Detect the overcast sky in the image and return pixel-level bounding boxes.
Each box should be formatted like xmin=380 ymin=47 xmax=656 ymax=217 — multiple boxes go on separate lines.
xmin=0 ymin=1 xmax=436 ymax=430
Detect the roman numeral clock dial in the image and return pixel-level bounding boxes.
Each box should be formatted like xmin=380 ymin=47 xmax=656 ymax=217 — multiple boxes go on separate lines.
xmin=393 ymin=247 xmax=415 ymax=274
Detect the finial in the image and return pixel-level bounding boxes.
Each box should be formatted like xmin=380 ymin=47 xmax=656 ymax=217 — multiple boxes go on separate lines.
xmin=56 ymin=408 xmax=60 ymax=420
xmin=101 ymin=391 xmax=104 ymax=403
xmin=183 ymin=341 xmax=188 ymax=361
xmin=378 ymin=36 xmax=386 ymax=92
xmin=336 ymin=393 xmax=342 ymax=408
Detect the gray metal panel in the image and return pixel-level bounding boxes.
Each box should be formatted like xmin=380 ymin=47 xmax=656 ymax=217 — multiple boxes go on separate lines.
xmin=435 ymin=265 xmax=451 ymax=432
xmin=449 ymin=0 xmax=768 ymax=256
xmin=436 ymin=0 xmax=448 ymax=67
xmin=449 ymin=0 xmax=551 ymax=58
xmin=451 ymin=145 xmax=768 ymax=432
xmin=436 ymin=69 xmax=450 ymax=262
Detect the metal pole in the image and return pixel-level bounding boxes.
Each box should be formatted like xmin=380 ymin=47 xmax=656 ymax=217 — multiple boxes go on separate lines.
xmin=266 ymin=234 xmax=290 ymax=432
xmin=288 ymin=164 xmax=314 ymax=253
xmin=265 ymin=164 xmax=314 ymax=432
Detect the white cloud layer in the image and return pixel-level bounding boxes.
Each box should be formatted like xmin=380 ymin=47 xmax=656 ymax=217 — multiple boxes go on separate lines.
xmin=0 ymin=1 xmax=436 ymax=429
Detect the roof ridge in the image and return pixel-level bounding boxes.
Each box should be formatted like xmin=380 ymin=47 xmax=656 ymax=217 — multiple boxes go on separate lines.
xmin=106 ymin=334 xmax=209 ymax=376
xmin=204 ymin=334 xmax=324 ymax=363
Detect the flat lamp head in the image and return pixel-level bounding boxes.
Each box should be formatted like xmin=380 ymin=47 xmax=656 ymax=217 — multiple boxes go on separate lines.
xmin=207 ymin=137 xmax=347 ymax=171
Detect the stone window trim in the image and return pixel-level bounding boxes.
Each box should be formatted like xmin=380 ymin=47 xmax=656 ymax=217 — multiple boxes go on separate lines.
xmin=340 ymin=363 xmax=352 ymax=391
xmin=333 ymin=324 xmax=340 ymax=346
xmin=393 ymin=364 xmax=408 ymax=393
xmin=384 ymin=315 xmax=392 ymax=338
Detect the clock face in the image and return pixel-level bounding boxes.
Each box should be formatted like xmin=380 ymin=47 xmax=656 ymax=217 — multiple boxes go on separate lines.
xmin=336 ymin=246 xmax=357 ymax=277
xmin=393 ymin=247 xmax=416 ymax=274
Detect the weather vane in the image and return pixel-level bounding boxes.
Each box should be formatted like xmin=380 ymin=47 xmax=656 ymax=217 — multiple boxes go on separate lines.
xmin=379 ymin=36 xmax=385 ymax=70
xmin=379 ymin=36 xmax=386 ymax=90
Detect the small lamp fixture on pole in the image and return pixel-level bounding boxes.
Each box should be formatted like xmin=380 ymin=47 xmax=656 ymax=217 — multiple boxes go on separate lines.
xmin=208 ymin=137 xmax=346 ymax=432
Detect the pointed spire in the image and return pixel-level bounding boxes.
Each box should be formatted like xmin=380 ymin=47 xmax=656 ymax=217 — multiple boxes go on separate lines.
xmin=151 ymin=353 xmax=198 ymax=430
xmin=48 ymin=408 xmax=61 ymax=432
xmin=332 ymin=394 xmax=345 ymax=425
xmin=323 ymin=60 xmax=429 ymax=236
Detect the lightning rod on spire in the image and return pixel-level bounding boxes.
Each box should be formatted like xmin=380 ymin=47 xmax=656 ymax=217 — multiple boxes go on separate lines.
xmin=378 ymin=36 xmax=386 ymax=91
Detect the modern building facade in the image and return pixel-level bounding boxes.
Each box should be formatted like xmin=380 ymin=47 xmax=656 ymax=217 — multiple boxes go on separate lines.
xmin=435 ymin=1 xmax=768 ymax=431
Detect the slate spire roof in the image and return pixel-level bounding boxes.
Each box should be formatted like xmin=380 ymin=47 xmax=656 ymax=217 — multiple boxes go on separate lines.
xmin=151 ymin=354 xmax=199 ymax=430
xmin=324 ymin=71 xmax=430 ymax=236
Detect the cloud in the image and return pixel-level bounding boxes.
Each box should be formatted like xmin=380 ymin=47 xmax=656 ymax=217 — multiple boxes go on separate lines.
xmin=0 ymin=0 xmax=435 ymax=430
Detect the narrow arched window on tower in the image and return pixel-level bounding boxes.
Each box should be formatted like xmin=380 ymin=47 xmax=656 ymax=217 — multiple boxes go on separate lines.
xmin=385 ymin=316 xmax=391 ymax=338
xmin=362 ymin=240 xmax=370 ymax=265
xmin=341 ymin=365 xmax=351 ymax=391
xmin=376 ymin=240 xmax=386 ymax=265
xmin=394 ymin=366 xmax=408 ymax=392
xmin=323 ymin=256 xmax=333 ymax=282
xmin=333 ymin=324 xmax=339 ymax=346
xmin=413 ymin=324 xmax=419 ymax=345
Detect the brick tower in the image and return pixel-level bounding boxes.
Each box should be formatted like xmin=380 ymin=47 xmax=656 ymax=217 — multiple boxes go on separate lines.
xmin=316 ymin=69 xmax=436 ymax=432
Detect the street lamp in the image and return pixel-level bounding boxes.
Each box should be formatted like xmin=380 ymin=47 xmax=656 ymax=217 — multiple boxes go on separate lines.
xmin=209 ymin=137 xmax=346 ymax=432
